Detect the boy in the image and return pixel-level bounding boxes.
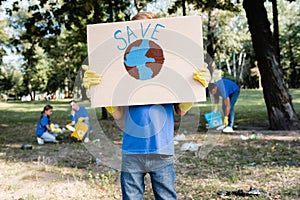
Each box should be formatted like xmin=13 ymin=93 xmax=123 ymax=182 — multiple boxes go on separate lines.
xmin=84 ymin=12 xmax=210 ymax=199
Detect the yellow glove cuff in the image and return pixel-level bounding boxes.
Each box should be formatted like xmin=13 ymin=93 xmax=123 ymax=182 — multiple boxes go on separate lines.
xmin=224 ymin=116 xmax=229 ymax=126
xmin=78 ymin=117 xmax=84 ymax=122
xmin=193 ymin=72 xmax=209 ymax=88
xmin=178 ymin=102 xmax=194 ymax=112
xmin=213 ymin=104 xmax=218 ymax=112
xmin=105 ymin=106 xmax=118 ymax=114
xmin=50 ymin=123 xmax=54 ymax=129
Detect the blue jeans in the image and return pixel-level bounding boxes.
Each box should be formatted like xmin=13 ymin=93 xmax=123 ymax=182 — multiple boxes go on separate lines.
xmin=222 ymin=90 xmax=240 ymax=127
xmin=83 ymin=120 xmax=92 ymax=138
xmin=41 ymin=131 xmax=56 ymax=142
xmin=121 ymin=154 xmax=176 ymax=200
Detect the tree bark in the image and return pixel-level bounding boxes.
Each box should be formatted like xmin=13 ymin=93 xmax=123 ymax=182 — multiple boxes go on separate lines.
xmin=182 ymin=0 xmax=186 ymax=16
xmin=271 ymin=0 xmax=280 ymax=61
xmin=243 ymin=0 xmax=300 ymax=130
xmin=206 ymin=10 xmax=218 ymax=74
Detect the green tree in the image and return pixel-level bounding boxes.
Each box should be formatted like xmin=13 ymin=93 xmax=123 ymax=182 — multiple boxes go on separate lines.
xmin=0 ymin=17 xmax=9 ymax=66
xmin=277 ymin=0 xmax=300 ymax=88
xmin=168 ymin=0 xmax=240 ymax=76
xmin=243 ymin=0 xmax=300 ymax=130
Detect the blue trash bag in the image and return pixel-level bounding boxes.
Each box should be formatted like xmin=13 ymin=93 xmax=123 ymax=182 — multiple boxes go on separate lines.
xmin=204 ymin=110 xmax=223 ymax=128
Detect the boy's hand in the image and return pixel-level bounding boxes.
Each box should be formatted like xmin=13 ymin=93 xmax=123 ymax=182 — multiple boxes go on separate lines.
xmin=105 ymin=106 xmax=118 ymax=114
xmin=82 ymin=65 xmax=102 ymax=89
xmin=193 ymin=63 xmax=211 ymax=88
xmin=78 ymin=117 xmax=84 ymax=122
xmin=178 ymin=102 xmax=194 ymax=113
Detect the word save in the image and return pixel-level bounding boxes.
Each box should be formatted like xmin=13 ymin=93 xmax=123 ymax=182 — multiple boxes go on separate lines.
xmin=114 ymin=22 xmax=165 ymax=51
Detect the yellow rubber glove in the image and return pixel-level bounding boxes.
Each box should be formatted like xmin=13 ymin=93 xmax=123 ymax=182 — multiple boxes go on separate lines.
xmin=213 ymin=104 xmax=218 ymax=112
xmin=50 ymin=123 xmax=62 ymax=133
xmin=105 ymin=106 xmax=118 ymax=114
xmin=82 ymin=65 xmax=102 ymax=89
xmin=224 ymin=116 xmax=229 ymax=126
xmin=65 ymin=123 xmax=75 ymax=132
xmin=78 ymin=117 xmax=84 ymax=122
xmin=193 ymin=63 xmax=211 ymax=88
xmin=178 ymin=102 xmax=194 ymax=113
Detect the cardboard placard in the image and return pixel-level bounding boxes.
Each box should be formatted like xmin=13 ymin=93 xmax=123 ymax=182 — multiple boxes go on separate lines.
xmin=87 ymin=15 xmax=206 ymax=107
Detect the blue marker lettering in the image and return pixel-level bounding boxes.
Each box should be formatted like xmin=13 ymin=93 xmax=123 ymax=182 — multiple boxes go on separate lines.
xmin=114 ymin=29 xmax=127 ymax=51
xmin=127 ymin=26 xmax=138 ymax=44
xmin=141 ymin=23 xmax=151 ymax=38
xmin=151 ymin=23 xmax=165 ymax=40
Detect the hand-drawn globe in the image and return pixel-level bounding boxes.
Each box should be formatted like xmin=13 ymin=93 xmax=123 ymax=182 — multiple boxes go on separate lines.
xmin=123 ymin=39 xmax=165 ymax=80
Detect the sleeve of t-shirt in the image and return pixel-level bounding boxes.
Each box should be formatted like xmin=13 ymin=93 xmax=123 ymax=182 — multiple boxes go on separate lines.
xmin=216 ymin=82 xmax=227 ymax=98
xmin=40 ymin=116 xmax=49 ymax=126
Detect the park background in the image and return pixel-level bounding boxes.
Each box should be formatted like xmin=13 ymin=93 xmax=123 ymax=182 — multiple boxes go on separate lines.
xmin=0 ymin=0 xmax=299 ymax=199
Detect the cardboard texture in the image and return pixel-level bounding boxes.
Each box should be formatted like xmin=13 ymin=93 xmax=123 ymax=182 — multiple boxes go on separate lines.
xmin=87 ymin=15 xmax=206 ymax=107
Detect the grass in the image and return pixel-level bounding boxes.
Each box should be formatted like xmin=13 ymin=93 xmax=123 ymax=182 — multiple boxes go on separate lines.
xmin=0 ymin=89 xmax=299 ymax=199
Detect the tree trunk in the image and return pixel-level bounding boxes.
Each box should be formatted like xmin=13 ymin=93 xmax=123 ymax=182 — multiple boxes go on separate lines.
xmin=271 ymin=0 xmax=280 ymax=61
xmin=287 ymin=32 xmax=298 ymax=88
xmin=80 ymin=69 xmax=89 ymax=101
xmin=206 ymin=10 xmax=217 ymax=74
xmin=102 ymin=107 xmax=108 ymax=119
xmin=182 ymin=0 xmax=186 ymax=16
xmin=243 ymin=0 xmax=300 ymax=130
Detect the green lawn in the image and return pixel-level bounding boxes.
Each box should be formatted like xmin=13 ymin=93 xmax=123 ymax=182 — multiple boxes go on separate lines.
xmin=0 ymin=89 xmax=299 ymax=199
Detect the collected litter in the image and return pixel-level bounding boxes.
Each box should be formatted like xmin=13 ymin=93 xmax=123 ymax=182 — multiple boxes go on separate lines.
xmin=287 ymin=160 xmax=297 ymax=166
xmin=180 ymin=142 xmax=201 ymax=152
xmin=66 ymin=120 xmax=88 ymax=142
xmin=248 ymin=162 xmax=257 ymax=166
xmin=240 ymin=134 xmax=258 ymax=141
xmin=92 ymin=139 xmax=100 ymax=143
xmin=240 ymin=134 xmax=249 ymax=140
xmin=96 ymin=158 xmax=101 ymax=166
xmin=21 ymin=144 xmax=33 ymax=150
xmin=174 ymin=133 xmax=186 ymax=141
xmin=204 ymin=111 xmax=223 ymax=129
xmin=217 ymin=186 xmax=269 ymax=197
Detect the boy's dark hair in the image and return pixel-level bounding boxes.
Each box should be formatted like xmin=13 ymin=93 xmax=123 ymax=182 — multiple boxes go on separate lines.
xmin=208 ymin=83 xmax=216 ymax=91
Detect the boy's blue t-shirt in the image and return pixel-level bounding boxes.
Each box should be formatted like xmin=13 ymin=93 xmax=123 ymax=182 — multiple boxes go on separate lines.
xmin=215 ymin=78 xmax=240 ymax=98
xmin=122 ymin=104 xmax=175 ymax=155
xmin=36 ymin=115 xmax=50 ymax=137
xmin=73 ymin=106 xmax=89 ymax=123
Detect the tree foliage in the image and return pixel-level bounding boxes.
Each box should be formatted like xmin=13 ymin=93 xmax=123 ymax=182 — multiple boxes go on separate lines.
xmin=277 ymin=0 xmax=300 ymax=88
xmin=243 ymin=0 xmax=300 ymax=130
xmin=168 ymin=0 xmax=240 ymax=14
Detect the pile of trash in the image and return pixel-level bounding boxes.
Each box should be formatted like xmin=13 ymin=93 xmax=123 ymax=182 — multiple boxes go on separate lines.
xmin=174 ymin=133 xmax=201 ymax=152
xmin=217 ymin=186 xmax=270 ymax=197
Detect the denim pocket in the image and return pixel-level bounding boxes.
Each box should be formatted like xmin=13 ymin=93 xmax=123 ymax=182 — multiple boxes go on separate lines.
xmin=159 ymin=154 xmax=173 ymax=160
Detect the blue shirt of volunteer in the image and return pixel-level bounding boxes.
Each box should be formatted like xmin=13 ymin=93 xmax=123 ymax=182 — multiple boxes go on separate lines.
xmin=122 ymin=104 xmax=174 ymax=155
xmin=36 ymin=115 xmax=50 ymax=137
xmin=214 ymin=78 xmax=240 ymax=98
xmin=73 ymin=106 xmax=89 ymax=123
